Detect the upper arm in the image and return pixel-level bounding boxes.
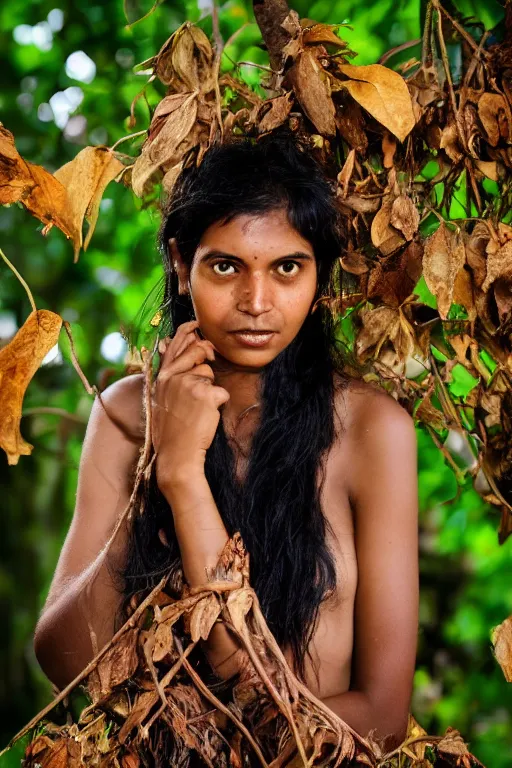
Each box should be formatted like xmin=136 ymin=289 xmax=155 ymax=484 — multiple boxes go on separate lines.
xmin=347 ymin=390 xmax=419 ymax=735
xmin=43 ymin=373 xmax=145 ymax=610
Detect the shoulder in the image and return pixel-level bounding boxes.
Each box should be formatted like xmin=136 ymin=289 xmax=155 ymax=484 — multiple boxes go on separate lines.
xmin=334 ymin=374 xmax=415 ymax=442
xmin=333 ymin=376 xmax=417 ymax=499
xmin=91 ymin=373 xmax=145 ymax=444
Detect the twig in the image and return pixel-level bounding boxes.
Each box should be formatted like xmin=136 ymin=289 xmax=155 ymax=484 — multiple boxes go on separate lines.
xmin=433 ymin=1 xmax=466 ymax=153
xmin=0 ymin=574 xmax=167 ymax=756
xmin=378 ymin=38 xmax=421 ymax=66
xmin=0 ymin=247 xmax=36 ymax=312
xmin=21 ymin=407 xmax=88 ymax=425
xmin=62 ymin=321 xmax=95 ymax=395
xmin=110 ymin=129 xmax=148 ymax=152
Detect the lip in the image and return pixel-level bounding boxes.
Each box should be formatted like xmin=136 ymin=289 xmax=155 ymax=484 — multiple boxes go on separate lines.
xmin=230 ymin=331 xmax=276 ymax=348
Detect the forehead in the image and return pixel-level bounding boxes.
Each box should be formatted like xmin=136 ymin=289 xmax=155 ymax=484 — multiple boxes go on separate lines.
xmin=196 ymin=209 xmax=314 ymax=258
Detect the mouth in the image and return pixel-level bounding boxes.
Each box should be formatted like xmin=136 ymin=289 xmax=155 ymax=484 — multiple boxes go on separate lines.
xmin=229 ymin=330 xmax=277 ymax=348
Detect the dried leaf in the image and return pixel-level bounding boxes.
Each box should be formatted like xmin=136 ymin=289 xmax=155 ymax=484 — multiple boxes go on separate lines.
xmin=293 ymin=49 xmax=336 ymax=136
xmin=390 ymin=195 xmax=419 ymax=241
xmin=367 ymin=242 xmax=423 ymax=307
xmin=478 ymin=93 xmax=509 ymax=147
xmin=189 ymin=594 xmax=221 ymax=641
xmin=337 ymin=149 xmax=356 ymax=198
xmin=302 ymin=24 xmax=346 ymax=48
xmin=0 ymin=310 xmax=62 ymax=465
xmin=336 ymin=63 xmax=416 ymax=142
xmin=437 ymin=727 xmax=470 ymax=757
xmin=131 ymin=92 xmax=198 ymax=197
xmin=423 ymin=224 xmax=466 ymax=319
xmin=258 ymin=92 xmax=294 ymax=134
xmin=491 ymin=614 xmax=512 ymax=682
xmin=0 ymin=127 xmax=74 ymax=240
xmin=53 ymin=146 xmax=124 ymax=261
xmin=340 ymin=250 xmax=370 ymax=275
xmin=371 ymin=198 xmax=406 ymax=256
xmin=482 ymin=241 xmax=512 ymax=293
xmin=155 ymin=23 xmax=215 ymax=93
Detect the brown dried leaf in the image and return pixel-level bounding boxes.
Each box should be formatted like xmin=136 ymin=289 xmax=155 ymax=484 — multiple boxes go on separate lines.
xmin=491 ymin=614 xmax=512 ymax=681
xmin=478 ymin=93 xmax=509 ymax=147
xmin=437 ymin=728 xmax=470 ymax=757
xmin=390 ymin=195 xmax=419 ymax=241
xmin=336 ymin=63 xmax=416 ymax=142
xmin=189 ymin=593 xmax=222 ymax=641
xmin=482 ymin=241 xmax=512 ymax=293
xmin=302 ymin=24 xmax=346 ymax=48
xmin=0 ymin=127 xmax=74 ymax=240
xmin=337 ymin=149 xmax=356 ymax=198
xmin=340 ymin=250 xmax=370 ymax=275
xmin=90 ymin=628 xmax=139 ymax=698
xmin=0 ymin=310 xmax=62 ymax=465
xmin=334 ymin=98 xmax=368 ymax=152
xmin=382 ymin=133 xmax=397 ymax=168
xmin=440 ymin=122 xmax=463 ymax=163
xmin=155 ymin=23 xmax=215 ymax=93
xmin=423 ymin=224 xmax=466 ymax=319
xmin=118 ymin=691 xmax=158 ymax=745
xmin=367 ymin=242 xmax=423 ymax=307
xmin=293 ymin=48 xmax=336 ymax=136
xmin=258 ymin=92 xmax=294 ymax=134
xmin=131 ymin=93 xmax=198 ymax=197
xmin=371 ymin=198 xmax=406 ymax=256
xmin=53 ymin=147 xmax=124 ymax=261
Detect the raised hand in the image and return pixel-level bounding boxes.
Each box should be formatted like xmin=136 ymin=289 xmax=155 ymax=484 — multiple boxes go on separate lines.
xmin=151 ymin=320 xmax=230 ymax=491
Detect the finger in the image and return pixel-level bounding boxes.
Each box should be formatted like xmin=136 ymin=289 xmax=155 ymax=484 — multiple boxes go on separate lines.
xmin=161 ymin=321 xmax=200 ymax=364
xmin=160 ymin=340 xmax=211 ymax=377
xmin=211 ymin=385 xmax=230 ymax=408
xmin=189 ymin=363 xmax=215 ymax=382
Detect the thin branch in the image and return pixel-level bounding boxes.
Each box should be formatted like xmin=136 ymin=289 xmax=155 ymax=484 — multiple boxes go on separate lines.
xmin=0 ymin=247 xmax=36 ymax=312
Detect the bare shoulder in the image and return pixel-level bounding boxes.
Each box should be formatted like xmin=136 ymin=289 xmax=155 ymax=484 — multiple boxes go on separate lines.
xmin=93 ymin=373 xmax=145 ymax=444
xmin=333 ymin=374 xmax=416 ymax=447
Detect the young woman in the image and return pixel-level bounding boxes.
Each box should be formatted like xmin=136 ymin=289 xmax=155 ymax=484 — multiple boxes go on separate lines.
xmin=33 ymin=131 xmax=419 ymax=753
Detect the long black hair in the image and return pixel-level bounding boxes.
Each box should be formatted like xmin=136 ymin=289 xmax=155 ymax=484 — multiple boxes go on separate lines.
xmin=120 ymin=130 xmax=352 ymax=680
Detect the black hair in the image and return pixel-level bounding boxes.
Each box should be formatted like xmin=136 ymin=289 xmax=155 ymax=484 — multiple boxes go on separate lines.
xmin=120 ymin=129 xmax=353 ymax=680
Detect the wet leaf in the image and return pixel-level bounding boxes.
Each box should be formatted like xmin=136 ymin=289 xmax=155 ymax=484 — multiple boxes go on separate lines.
xmin=336 ymin=63 xmax=416 ymax=142
xmin=53 ymin=146 xmax=124 ymax=261
xmin=0 ymin=310 xmax=62 ymax=465
xmin=423 ymin=224 xmax=466 ymax=319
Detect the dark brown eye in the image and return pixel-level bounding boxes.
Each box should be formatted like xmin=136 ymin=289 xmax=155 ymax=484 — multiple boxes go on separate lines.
xmin=277 ymin=261 xmax=300 ymax=277
xmin=212 ymin=261 xmax=235 ymax=275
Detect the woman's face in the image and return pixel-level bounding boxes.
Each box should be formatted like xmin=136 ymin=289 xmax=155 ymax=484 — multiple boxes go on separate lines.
xmin=171 ymin=208 xmax=318 ymax=370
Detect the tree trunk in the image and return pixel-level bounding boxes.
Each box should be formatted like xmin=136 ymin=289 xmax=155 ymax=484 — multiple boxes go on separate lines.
xmin=253 ymin=0 xmax=292 ymax=72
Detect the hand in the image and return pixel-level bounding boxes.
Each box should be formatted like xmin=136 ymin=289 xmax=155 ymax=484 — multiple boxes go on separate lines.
xmin=151 ymin=320 xmax=230 ymax=489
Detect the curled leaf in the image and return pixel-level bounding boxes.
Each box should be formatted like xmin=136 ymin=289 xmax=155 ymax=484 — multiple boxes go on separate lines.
xmin=293 ymin=48 xmax=336 ymax=136
xmin=423 ymin=224 xmax=466 ymax=319
xmin=53 ymin=147 xmax=124 ymax=262
xmin=491 ymin=614 xmax=512 ymax=682
xmin=0 ymin=310 xmax=62 ymax=465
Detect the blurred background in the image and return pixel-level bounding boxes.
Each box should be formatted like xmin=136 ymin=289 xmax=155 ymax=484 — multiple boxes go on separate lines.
xmin=0 ymin=0 xmax=511 ymax=765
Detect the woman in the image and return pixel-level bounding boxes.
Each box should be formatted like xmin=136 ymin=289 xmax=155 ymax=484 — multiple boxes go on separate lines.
xmin=33 ymin=131 xmax=419 ymax=753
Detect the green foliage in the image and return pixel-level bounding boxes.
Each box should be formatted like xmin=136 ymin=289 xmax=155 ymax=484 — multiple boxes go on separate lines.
xmin=0 ymin=1 xmax=510 ymax=766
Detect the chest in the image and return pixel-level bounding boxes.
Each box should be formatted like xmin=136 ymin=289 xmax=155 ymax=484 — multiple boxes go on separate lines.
xmin=226 ymin=417 xmax=359 ymax=697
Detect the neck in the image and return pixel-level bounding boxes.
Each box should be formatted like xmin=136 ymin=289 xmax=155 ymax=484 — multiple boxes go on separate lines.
xmin=210 ymin=355 xmax=263 ymax=423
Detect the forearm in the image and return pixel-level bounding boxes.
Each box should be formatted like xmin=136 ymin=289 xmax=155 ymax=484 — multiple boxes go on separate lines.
xmin=321 ymin=691 xmax=408 ymax=751
xmin=161 ymin=466 xmax=245 ymax=679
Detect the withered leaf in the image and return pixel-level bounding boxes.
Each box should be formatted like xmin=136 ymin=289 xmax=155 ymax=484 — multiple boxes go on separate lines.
xmin=336 ymin=63 xmax=416 ymax=142
xmin=0 ymin=310 xmax=62 ymax=465
xmin=478 ymin=93 xmax=509 ymax=147
xmin=189 ymin=593 xmax=221 ymax=642
xmin=367 ymin=242 xmax=423 ymax=307
xmin=258 ymin=92 xmax=294 ymax=134
xmin=371 ymin=198 xmax=406 ymax=256
xmin=53 ymin=146 xmax=124 ymax=262
xmin=293 ymin=49 xmax=336 ymax=136
xmin=0 ymin=127 xmax=74 ymax=240
xmin=155 ymin=23 xmax=215 ymax=93
xmin=131 ymin=92 xmax=198 ymax=198
xmin=93 ymin=628 xmax=139 ymax=696
xmin=482 ymin=240 xmax=512 ymax=293
xmin=437 ymin=727 xmax=470 ymax=757
xmin=302 ymin=24 xmax=346 ymax=48
xmin=340 ymin=250 xmax=370 ymax=275
xmin=390 ymin=195 xmax=419 ymax=241
xmin=491 ymin=614 xmax=512 ymax=682
xmin=423 ymin=224 xmax=466 ymax=319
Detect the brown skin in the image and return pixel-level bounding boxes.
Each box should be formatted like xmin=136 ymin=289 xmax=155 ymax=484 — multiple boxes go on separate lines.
xmin=34 ymin=208 xmax=418 ymax=751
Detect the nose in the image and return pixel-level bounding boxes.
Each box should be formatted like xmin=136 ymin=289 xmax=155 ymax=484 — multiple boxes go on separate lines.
xmin=235 ymin=273 xmax=273 ymax=316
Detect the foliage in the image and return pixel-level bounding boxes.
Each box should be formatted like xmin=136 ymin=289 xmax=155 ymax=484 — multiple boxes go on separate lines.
xmin=1 ymin=0 xmax=511 ymax=766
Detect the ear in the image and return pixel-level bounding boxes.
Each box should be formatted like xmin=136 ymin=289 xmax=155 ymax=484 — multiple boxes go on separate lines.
xmin=168 ymin=238 xmax=190 ymax=296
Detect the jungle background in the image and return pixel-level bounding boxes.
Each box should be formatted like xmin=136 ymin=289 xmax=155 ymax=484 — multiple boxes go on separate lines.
xmin=0 ymin=0 xmax=511 ymax=765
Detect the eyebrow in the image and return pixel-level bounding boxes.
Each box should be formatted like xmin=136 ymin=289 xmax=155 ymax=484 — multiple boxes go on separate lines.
xmin=198 ymin=249 xmax=314 ymax=264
